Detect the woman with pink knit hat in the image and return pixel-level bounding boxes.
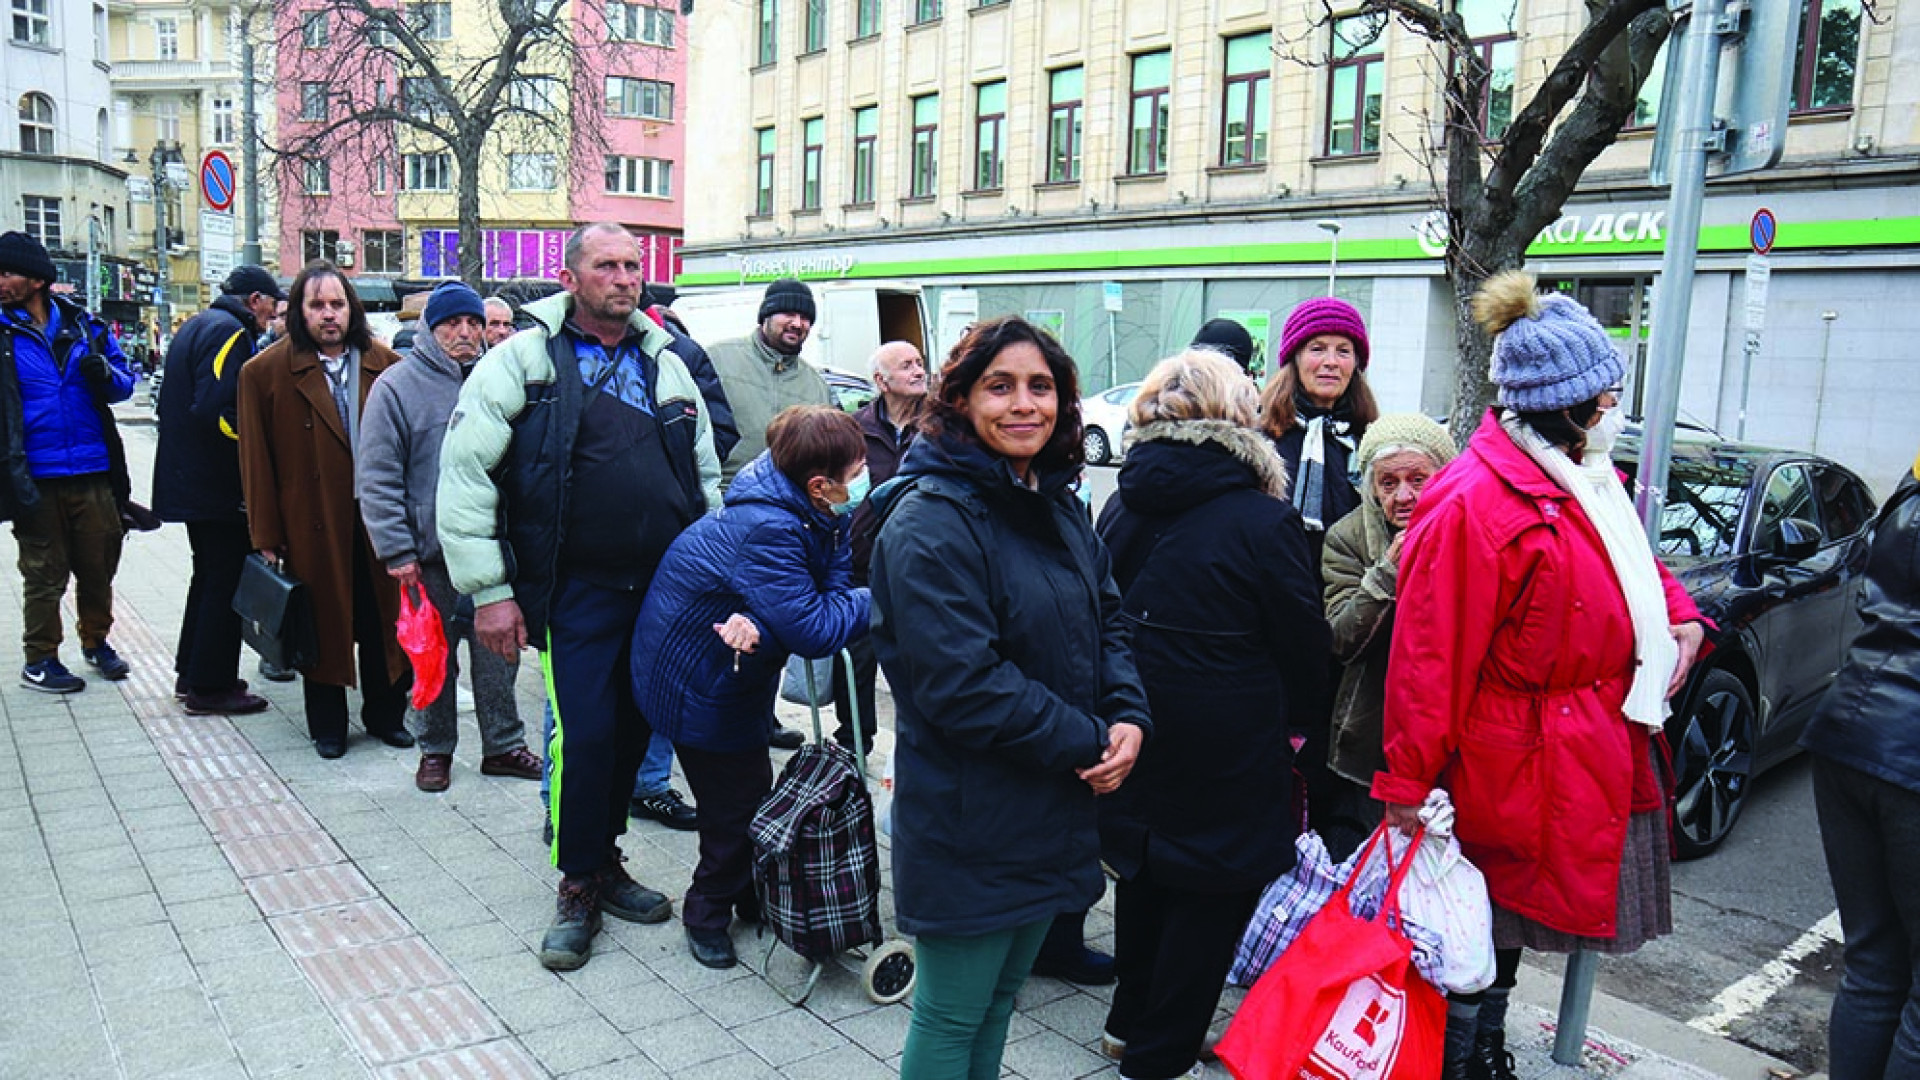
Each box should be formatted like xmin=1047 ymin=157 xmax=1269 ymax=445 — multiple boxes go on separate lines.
xmin=1256 ymin=297 xmax=1380 ymax=570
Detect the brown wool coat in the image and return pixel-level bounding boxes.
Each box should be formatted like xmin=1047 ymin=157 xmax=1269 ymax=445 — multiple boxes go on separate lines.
xmin=236 ymin=338 xmax=406 ymax=688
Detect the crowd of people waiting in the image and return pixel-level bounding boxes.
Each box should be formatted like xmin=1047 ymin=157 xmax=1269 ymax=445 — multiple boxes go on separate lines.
xmin=12 ymin=220 xmax=1915 ymax=1080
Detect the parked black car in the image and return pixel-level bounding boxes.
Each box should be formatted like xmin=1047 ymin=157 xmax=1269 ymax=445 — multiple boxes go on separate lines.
xmin=1615 ymin=430 xmax=1878 ymax=857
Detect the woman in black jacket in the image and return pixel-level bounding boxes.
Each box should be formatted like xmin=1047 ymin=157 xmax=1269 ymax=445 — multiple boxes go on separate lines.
xmin=869 ymin=316 xmax=1151 ymax=1080
xmin=1802 ymin=452 xmax=1920 ymax=1079
xmin=1257 ymin=296 xmax=1380 ymax=570
xmin=1096 ymin=349 xmax=1331 ymax=1080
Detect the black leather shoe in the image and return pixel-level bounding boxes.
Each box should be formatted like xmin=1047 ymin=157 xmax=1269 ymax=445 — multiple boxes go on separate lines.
xmin=1030 ymin=944 xmax=1116 ymax=986
xmin=371 ymin=728 xmax=416 ymax=749
xmin=686 ymin=926 xmax=737 ymax=969
xmin=595 ymin=857 xmax=672 ymax=924
xmin=630 ymin=789 xmax=698 ymax=831
xmin=539 ymin=877 xmax=601 ymax=971
xmin=769 ymin=728 xmax=805 ymax=750
xmin=314 ymin=738 xmax=347 ymax=759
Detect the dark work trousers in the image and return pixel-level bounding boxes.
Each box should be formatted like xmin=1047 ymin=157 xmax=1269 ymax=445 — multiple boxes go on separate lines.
xmin=174 ymin=519 xmax=251 ymax=693
xmin=829 ymin=634 xmax=877 ymax=754
xmin=674 ymin=742 xmax=774 ymax=932
xmin=12 ymin=473 xmax=123 ymax=663
xmin=301 ymin=533 xmax=408 ymax=743
xmin=1105 ymin=863 xmax=1263 ymax=1080
xmin=543 ymin=575 xmax=650 ymax=879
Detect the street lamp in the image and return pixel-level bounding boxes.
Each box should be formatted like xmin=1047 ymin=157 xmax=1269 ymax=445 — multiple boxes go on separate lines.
xmin=148 ymin=140 xmax=184 ymax=342
xmin=1316 ymin=219 xmax=1342 ymax=296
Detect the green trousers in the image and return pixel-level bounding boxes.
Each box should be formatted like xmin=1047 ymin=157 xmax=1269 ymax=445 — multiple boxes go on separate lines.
xmin=900 ymin=917 xmax=1051 ymax=1080
xmin=12 ymin=474 xmax=122 ymax=664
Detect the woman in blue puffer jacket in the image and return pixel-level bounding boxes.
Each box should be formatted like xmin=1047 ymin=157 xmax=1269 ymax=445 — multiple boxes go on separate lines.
xmin=631 ymin=404 xmax=871 ymax=971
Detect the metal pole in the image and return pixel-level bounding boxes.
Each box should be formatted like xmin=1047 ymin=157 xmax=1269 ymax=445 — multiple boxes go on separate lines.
xmin=1557 ymin=0 xmax=1725 ymax=1066
xmin=1107 ymin=310 xmax=1119 ymax=389
xmin=1811 ymin=310 xmax=1837 ymax=454
xmin=240 ymin=5 xmax=262 ymax=266
xmin=151 ymin=145 xmax=173 ymax=346
xmin=1736 ymin=340 xmax=1755 ymax=440
xmin=86 ymin=214 xmax=102 ymax=313
xmin=1328 ymin=231 xmax=1339 ymax=295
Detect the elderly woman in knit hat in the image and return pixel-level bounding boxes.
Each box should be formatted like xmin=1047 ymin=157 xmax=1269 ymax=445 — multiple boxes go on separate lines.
xmin=1372 ymin=272 xmax=1709 ymax=1080
xmin=1316 ymin=413 xmax=1456 ymax=861
xmin=1257 ymin=297 xmax=1380 ymax=570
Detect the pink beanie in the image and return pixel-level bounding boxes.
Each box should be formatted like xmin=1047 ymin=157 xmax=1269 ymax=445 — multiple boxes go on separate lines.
xmin=1278 ymin=297 xmax=1370 ymax=370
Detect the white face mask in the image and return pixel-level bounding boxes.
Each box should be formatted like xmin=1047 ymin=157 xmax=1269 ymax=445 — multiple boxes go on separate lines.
xmin=1586 ymin=404 xmax=1628 ymax=458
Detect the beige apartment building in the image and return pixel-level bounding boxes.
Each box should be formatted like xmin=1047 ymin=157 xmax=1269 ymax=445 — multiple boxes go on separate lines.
xmin=682 ymin=0 xmax=1920 ymax=497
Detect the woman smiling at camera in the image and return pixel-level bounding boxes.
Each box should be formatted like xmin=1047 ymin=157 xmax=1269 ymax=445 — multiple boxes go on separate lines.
xmin=867 ymin=316 xmax=1151 ymax=1080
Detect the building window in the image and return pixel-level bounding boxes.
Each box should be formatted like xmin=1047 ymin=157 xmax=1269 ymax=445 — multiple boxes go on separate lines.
xmin=756 ymin=0 xmax=776 ymax=65
xmin=973 ymin=81 xmax=1005 ymax=190
xmin=1127 ymin=50 xmax=1170 ymax=175
xmin=211 ymin=96 xmax=236 ymax=144
xmin=17 ymin=92 xmax=54 ymax=155
xmin=507 ymin=152 xmax=557 ymax=191
xmin=1326 ymin=13 xmax=1385 ymax=155
xmin=854 ymin=0 xmax=880 ymax=38
xmin=300 ymin=82 xmax=328 ymax=121
xmin=803 ymin=0 xmax=824 ymax=51
xmin=21 ymin=196 xmax=60 ymax=250
xmin=913 ymin=0 xmax=940 ymax=23
xmin=361 ymin=229 xmax=404 ymax=274
xmin=155 ymin=16 xmax=179 ymax=59
xmin=1220 ymin=32 xmax=1271 ymax=166
xmin=406 ymin=1 xmax=452 ymax=40
xmin=302 ymin=158 xmax=330 ymax=195
xmin=1792 ymin=0 xmax=1861 ymax=112
xmin=851 ymin=105 xmax=877 ymax=204
xmin=800 ymin=116 xmax=824 ymax=209
xmin=755 ymin=127 xmax=775 ymax=214
xmin=156 ymin=99 xmax=179 ymax=140
xmin=509 ymin=75 xmax=562 ymax=116
xmin=1045 ymin=67 xmax=1082 ymax=182
xmin=372 ymin=157 xmax=389 ymax=193
xmin=910 ymin=93 xmax=938 ymax=197
xmin=606 ymin=76 xmax=673 ymax=119
xmin=12 ymin=0 xmax=51 ymax=46
xmin=92 ymin=3 xmax=106 ymax=61
xmin=404 ymin=152 xmax=451 ymax=191
xmin=1459 ymin=0 xmax=1515 ymax=140
xmin=301 ymin=9 xmax=327 ymax=48
xmin=302 ymin=229 xmax=340 ymax=264
xmin=606 ymin=154 xmax=673 ymax=196
xmin=95 ymin=108 xmax=106 ymax=159
xmin=608 ymin=1 xmax=673 ymax=45
xmin=402 ymin=77 xmax=447 ymax=118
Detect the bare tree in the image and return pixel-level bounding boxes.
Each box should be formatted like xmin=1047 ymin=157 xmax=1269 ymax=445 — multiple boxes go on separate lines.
xmin=269 ymin=0 xmax=651 ymax=286
xmin=1345 ymin=0 xmax=1672 ymax=436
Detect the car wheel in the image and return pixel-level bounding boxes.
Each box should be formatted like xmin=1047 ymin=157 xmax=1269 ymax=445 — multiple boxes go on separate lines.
xmin=1669 ymin=668 xmax=1755 ymax=859
xmin=1084 ymin=427 xmax=1112 ymax=465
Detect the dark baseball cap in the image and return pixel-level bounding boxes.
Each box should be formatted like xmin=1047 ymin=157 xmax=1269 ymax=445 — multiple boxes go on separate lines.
xmin=221 ymin=264 xmax=285 ymax=301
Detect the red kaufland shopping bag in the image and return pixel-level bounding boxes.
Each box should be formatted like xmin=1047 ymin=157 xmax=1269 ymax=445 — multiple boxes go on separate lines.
xmin=1217 ymin=825 xmax=1445 ymax=1080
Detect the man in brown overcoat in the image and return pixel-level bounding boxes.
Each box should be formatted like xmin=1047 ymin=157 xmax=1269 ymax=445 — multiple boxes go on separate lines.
xmin=237 ymin=262 xmax=412 ymax=758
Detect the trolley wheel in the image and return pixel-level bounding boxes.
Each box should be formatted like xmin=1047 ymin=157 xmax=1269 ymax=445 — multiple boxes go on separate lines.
xmin=862 ymin=939 xmax=916 ymax=1005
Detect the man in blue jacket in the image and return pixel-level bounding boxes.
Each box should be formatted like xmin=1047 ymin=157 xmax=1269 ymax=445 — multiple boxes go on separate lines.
xmin=0 ymin=231 xmax=137 ymax=692
xmin=154 ymin=264 xmax=281 ymax=715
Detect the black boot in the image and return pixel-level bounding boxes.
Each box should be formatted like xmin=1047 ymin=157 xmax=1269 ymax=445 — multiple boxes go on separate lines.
xmin=1466 ymin=988 xmax=1517 ymax=1080
xmin=1442 ymin=996 xmax=1480 ymax=1080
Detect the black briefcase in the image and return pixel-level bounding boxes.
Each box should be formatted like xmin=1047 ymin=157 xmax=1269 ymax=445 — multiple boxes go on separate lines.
xmin=232 ymin=554 xmax=318 ymax=672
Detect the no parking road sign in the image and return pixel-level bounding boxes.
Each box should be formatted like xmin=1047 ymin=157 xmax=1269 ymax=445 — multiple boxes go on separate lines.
xmin=200 ymin=150 xmax=235 ymax=213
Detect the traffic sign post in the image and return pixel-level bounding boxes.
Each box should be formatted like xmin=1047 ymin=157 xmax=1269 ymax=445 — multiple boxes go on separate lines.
xmin=200 ymin=209 xmax=236 ymax=285
xmin=200 ymin=150 xmax=235 ymax=213
xmin=1738 ymin=209 xmax=1776 ymax=438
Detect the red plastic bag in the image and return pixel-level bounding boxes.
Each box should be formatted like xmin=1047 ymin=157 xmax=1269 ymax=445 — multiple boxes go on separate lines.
xmin=1217 ymin=825 xmax=1445 ymax=1080
xmin=395 ymin=582 xmax=447 ymax=711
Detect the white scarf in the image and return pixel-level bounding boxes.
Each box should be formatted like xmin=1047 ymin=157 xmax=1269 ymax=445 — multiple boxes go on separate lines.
xmin=1501 ymin=411 xmax=1676 ymax=729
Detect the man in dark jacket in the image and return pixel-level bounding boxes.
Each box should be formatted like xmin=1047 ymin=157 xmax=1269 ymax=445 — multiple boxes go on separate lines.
xmin=831 ymin=340 xmax=925 ymax=752
xmin=439 ymin=223 xmax=721 ymax=971
xmin=0 ymin=231 xmax=137 ymax=693
xmin=154 ymin=265 xmax=281 ymax=715
xmin=1803 ymin=457 xmax=1920 ymax=1079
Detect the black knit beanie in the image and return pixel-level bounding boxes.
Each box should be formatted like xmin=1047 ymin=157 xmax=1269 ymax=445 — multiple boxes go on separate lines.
xmin=758 ymin=277 xmax=816 ymax=323
xmin=0 ymin=231 xmax=57 ymax=283
xmin=1191 ymin=318 xmax=1256 ymax=373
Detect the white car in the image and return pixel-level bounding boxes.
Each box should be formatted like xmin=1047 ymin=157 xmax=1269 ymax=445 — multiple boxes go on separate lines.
xmin=1080 ymin=382 xmax=1140 ymax=465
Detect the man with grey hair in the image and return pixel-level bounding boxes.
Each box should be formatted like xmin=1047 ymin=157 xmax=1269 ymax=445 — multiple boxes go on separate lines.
xmin=438 ymin=222 xmax=721 ymax=971
xmin=482 ymin=296 xmax=516 ymax=347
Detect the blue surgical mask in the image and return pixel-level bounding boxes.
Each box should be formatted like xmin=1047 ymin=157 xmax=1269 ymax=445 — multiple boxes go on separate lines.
xmin=832 ymin=469 xmax=871 ymax=516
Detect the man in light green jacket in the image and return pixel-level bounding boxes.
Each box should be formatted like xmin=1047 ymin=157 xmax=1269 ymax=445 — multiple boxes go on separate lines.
xmin=706 ymin=277 xmax=831 ymax=490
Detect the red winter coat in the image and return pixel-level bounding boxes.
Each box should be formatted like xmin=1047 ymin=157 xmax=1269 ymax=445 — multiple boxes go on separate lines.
xmin=1371 ymin=412 xmax=1704 ymax=939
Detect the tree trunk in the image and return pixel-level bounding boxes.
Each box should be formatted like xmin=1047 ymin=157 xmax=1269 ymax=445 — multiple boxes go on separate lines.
xmin=456 ymin=134 xmax=485 ymax=288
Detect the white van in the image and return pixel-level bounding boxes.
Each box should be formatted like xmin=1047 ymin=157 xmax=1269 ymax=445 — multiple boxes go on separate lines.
xmin=671 ymin=280 xmax=930 ymax=379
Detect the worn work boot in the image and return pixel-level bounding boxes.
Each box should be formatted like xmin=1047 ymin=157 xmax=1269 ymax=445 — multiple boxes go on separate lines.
xmin=595 ymin=853 xmax=672 ymax=924
xmin=538 ymin=876 xmax=602 ymax=971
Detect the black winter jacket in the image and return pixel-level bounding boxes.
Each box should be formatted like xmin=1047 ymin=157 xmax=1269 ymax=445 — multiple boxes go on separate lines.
xmin=657 ymin=318 xmax=740 ymax=463
xmin=152 ymin=293 xmax=258 ymax=523
xmin=1096 ymin=422 xmax=1332 ymax=890
xmin=870 ymin=427 xmax=1151 ymax=937
xmin=1802 ymin=471 xmax=1920 ymax=793
xmin=847 ymin=395 xmax=917 ymax=584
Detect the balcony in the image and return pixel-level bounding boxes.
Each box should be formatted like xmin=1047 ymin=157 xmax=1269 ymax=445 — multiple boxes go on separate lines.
xmin=112 ymin=58 xmax=236 ymax=84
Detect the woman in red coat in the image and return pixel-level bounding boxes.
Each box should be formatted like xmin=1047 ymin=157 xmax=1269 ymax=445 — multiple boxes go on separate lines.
xmin=1372 ymin=272 xmax=1708 ymax=1080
